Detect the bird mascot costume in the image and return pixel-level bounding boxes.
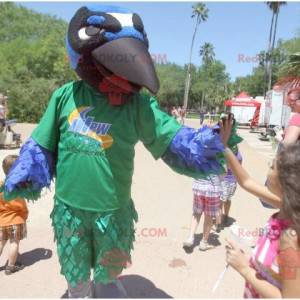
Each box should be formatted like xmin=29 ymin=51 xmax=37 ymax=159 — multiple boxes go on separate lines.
xmin=1 ymin=5 xmax=241 ymax=298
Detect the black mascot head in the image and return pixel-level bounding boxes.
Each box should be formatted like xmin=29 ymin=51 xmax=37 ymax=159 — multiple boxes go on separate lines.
xmin=66 ymin=5 xmax=159 ymax=105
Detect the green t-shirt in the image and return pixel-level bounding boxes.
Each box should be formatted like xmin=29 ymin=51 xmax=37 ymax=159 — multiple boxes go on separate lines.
xmin=31 ymin=81 xmax=181 ymax=212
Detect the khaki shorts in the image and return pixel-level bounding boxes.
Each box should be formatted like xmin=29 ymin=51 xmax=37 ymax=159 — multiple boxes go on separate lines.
xmin=0 ymin=223 xmax=27 ymax=241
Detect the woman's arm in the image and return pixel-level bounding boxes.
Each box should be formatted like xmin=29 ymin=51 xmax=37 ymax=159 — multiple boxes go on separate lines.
xmin=240 ymin=266 xmax=282 ymax=298
xmin=283 ymin=125 xmax=300 ymax=146
xmin=223 ymin=147 xmax=281 ymax=208
xmin=226 ymin=239 xmax=282 ymax=298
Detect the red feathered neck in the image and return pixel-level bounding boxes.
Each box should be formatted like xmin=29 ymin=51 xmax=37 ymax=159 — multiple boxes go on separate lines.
xmin=99 ymin=75 xmax=138 ymax=106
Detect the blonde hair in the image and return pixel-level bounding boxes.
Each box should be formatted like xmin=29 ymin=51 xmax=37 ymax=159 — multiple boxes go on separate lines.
xmin=2 ymin=155 xmax=18 ymax=175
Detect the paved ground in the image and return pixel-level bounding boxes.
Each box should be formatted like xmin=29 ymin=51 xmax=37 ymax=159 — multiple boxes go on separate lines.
xmin=238 ymin=128 xmax=276 ymax=160
xmin=0 ymin=120 xmax=276 ymax=298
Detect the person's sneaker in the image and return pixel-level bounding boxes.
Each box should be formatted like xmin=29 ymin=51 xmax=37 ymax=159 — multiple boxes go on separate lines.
xmin=183 ymin=237 xmax=194 ymax=250
xmin=199 ymin=240 xmax=214 ymax=251
xmin=5 ymin=263 xmax=25 ymax=275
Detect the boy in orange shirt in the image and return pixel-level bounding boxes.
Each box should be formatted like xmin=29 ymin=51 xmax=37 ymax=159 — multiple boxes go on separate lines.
xmin=0 ymin=155 xmax=28 ymax=275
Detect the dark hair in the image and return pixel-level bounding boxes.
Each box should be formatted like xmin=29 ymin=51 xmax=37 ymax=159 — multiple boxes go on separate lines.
xmin=277 ymin=142 xmax=300 ymax=245
xmin=2 ymin=155 xmax=18 ymax=175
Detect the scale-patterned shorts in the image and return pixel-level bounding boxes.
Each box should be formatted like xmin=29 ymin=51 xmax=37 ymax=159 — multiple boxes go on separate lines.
xmin=50 ymin=200 xmax=138 ymax=287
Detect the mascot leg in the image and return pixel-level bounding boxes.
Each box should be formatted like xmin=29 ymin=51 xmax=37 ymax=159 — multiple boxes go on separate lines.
xmin=50 ymin=200 xmax=137 ymax=298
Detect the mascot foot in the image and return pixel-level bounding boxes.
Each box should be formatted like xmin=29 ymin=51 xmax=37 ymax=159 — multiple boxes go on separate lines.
xmin=94 ymin=279 xmax=128 ymax=298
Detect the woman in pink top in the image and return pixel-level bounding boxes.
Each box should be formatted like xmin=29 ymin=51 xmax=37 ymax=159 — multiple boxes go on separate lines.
xmin=220 ymin=115 xmax=300 ymax=298
xmin=283 ymin=88 xmax=300 ymax=146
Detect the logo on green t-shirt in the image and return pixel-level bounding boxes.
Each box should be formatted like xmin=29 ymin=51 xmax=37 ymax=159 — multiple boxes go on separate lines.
xmin=68 ymin=106 xmax=114 ymax=149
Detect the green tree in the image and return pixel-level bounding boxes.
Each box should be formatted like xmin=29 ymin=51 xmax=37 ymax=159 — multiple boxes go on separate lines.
xmin=0 ymin=3 xmax=76 ymax=122
xmin=193 ymin=60 xmax=230 ymax=110
xmin=278 ymin=33 xmax=300 ymax=78
xmin=279 ymin=53 xmax=300 ymax=78
xmin=199 ymin=42 xmax=215 ymax=65
xmin=198 ymin=42 xmax=216 ymax=109
xmin=265 ymin=1 xmax=287 ymax=92
xmin=183 ymin=2 xmax=208 ymax=110
xmin=233 ymin=67 xmax=265 ymax=97
xmin=155 ymin=63 xmax=186 ymax=107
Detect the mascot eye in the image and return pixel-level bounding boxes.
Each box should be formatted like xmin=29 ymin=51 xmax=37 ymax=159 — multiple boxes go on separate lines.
xmin=86 ymin=26 xmax=101 ymax=36
xmin=78 ymin=26 xmax=101 ymax=40
xmin=78 ymin=27 xmax=91 ymax=40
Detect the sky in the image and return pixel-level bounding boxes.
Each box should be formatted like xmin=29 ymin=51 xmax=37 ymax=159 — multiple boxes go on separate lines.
xmin=17 ymin=1 xmax=300 ymax=80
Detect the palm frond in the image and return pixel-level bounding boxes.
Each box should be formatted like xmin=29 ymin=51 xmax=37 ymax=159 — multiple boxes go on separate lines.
xmin=280 ymin=52 xmax=300 ymax=76
xmin=191 ymin=2 xmax=209 ymax=22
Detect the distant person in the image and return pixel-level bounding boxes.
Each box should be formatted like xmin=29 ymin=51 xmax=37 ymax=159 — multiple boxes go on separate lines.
xmin=178 ymin=106 xmax=185 ymax=125
xmin=202 ymin=112 xmax=212 ymax=126
xmin=0 ymin=155 xmax=28 ymax=275
xmin=183 ymin=174 xmax=222 ymax=251
xmin=275 ymin=126 xmax=284 ymax=144
xmin=220 ymin=149 xmax=242 ymax=227
xmin=0 ymin=104 xmax=5 ymax=119
xmin=171 ymin=106 xmax=179 ymax=121
xmin=0 ymin=104 xmax=5 ymax=129
xmin=177 ymin=106 xmax=182 ymax=122
xmin=199 ymin=110 xmax=205 ymax=125
xmin=183 ymin=121 xmax=222 ymax=251
xmin=262 ymin=88 xmax=300 ymax=209
xmin=282 ymin=88 xmax=300 ymax=147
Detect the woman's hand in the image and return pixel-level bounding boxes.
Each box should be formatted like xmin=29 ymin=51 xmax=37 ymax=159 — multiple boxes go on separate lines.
xmin=225 ymin=238 xmax=250 ymax=277
xmin=219 ymin=113 xmax=234 ymax=147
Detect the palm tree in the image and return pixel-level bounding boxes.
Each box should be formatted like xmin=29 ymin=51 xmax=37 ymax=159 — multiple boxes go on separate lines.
xmin=280 ymin=52 xmax=300 ymax=76
xmin=263 ymin=4 xmax=275 ymax=95
xmin=265 ymin=1 xmax=287 ymax=92
xmin=199 ymin=42 xmax=215 ymax=66
xmin=199 ymin=42 xmax=215 ymax=109
xmin=183 ymin=2 xmax=208 ymax=110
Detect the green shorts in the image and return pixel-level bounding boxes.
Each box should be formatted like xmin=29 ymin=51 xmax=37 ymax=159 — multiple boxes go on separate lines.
xmin=50 ymin=199 xmax=138 ymax=287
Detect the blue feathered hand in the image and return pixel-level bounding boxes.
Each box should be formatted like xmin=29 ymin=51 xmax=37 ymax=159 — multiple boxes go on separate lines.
xmin=1 ymin=138 xmax=55 ymax=201
xmin=162 ymin=124 xmax=242 ymax=178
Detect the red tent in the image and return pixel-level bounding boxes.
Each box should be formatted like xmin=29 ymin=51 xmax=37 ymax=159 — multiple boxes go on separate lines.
xmin=224 ymin=100 xmax=260 ymax=107
xmin=224 ymin=92 xmax=261 ymax=127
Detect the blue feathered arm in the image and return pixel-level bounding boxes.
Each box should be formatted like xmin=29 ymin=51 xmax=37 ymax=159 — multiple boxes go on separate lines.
xmin=1 ymin=138 xmax=55 ymax=201
xmin=162 ymin=125 xmax=230 ymax=178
